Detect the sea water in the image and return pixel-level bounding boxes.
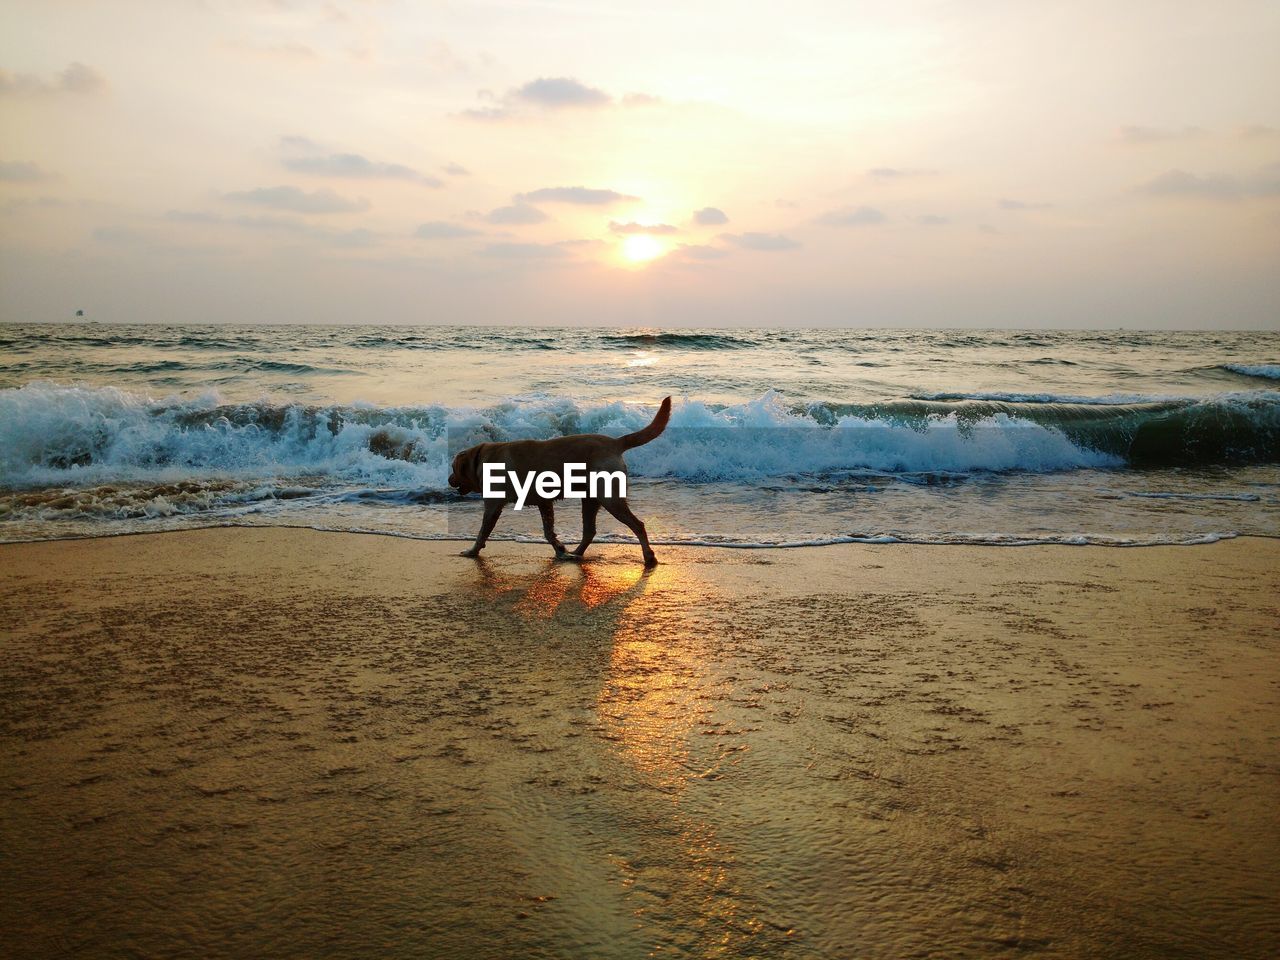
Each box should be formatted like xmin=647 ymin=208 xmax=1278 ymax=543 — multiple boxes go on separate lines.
xmin=1 ymin=325 xmax=1277 ymax=547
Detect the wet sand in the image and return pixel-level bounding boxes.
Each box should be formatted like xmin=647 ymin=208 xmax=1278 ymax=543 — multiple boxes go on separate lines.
xmin=2 ymin=529 xmax=1278 ymax=959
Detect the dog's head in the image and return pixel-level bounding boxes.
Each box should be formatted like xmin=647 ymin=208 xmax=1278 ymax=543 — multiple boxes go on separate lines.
xmin=448 ymin=444 xmax=483 ymax=495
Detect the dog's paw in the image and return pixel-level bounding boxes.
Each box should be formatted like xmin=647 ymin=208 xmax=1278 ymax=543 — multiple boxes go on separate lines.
xmin=460 ymin=548 xmax=481 ymax=558
xmin=643 ymin=554 xmax=659 ymax=568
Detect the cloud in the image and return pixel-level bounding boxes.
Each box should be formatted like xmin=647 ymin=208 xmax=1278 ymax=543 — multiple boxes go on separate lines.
xmin=816 ymin=205 xmax=886 ymax=226
xmin=721 ymin=232 xmax=801 ymax=251
xmin=442 ymin=162 xmax=470 ymax=176
xmin=416 ymin=221 xmax=482 ymax=239
xmin=223 ymin=185 xmax=370 ymax=214
xmin=868 ymin=167 xmax=935 ymax=179
xmin=479 ymin=242 xmax=571 ymax=259
xmin=0 ymin=161 xmax=50 ymax=182
xmin=693 ymin=207 xmax=728 ymax=226
xmin=517 ymin=186 xmax=638 ymax=205
xmin=164 ymin=209 xmax=382 ymax=246
xmin=1118 ymin=125 xmax=1205 ymax=144
xmin=461 ymin=105 xmax=511 ymax=121
xmin=609 ymin=220 xmax=677 ymax=235
xmin=281 ymin=138 xmax=442 ymax=186
xmin=165 ymin=210 xmax=222 ymax=224
xmin=0 ymin=62 xmax=106 ymax=96
xmin=484 ymin=202 xmax=548 ymax=225
xmin=515 ymin=77 xmax=610 ymax=108
xmin=3 ymin=195 xmax=66 ymax=213
xmin=284 ymin=154 xmax=441 ymax=186
xmin=462 ymin=77 xmax=658 ymax=120
xmin=915 ymin=214 xmax=949 ymax=226
xmin=999 ymin=198 xmax=1051 ymax=210
xmin=329 ymin=229 xmax=378 ymax=248
xmin=1137 ymin=167 xmax=1280 ymax=200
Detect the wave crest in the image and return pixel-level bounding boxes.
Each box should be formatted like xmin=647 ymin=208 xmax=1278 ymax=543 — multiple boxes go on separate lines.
xmin=2 ymin=385 xmax=1277 ymax=491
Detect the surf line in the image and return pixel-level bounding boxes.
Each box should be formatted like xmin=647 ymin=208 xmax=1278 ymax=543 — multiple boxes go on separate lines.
xmin=480 ymin=463 xmax=626 ymax=510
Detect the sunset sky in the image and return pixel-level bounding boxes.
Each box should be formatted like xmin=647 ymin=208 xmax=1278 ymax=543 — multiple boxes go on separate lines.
xmin=2 ymin=0 xmax=1278 ymax=327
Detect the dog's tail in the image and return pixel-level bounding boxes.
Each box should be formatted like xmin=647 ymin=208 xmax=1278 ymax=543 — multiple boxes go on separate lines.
xmin=617 ymin=396 xmax=672 ymax=450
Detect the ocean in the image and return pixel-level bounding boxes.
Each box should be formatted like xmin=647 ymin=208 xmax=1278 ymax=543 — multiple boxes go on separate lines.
xmin=1 ymin=324 xmax=1277 ymax=548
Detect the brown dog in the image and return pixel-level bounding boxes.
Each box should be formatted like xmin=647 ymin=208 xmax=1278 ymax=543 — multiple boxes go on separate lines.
xmin=448 ymin=397 xmax=671 ymax=566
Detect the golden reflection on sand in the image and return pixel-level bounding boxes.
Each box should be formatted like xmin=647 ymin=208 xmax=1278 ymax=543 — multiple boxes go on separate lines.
xmin=590 ymin=566 xmax=760 ymax=951
xmin=465 ymin=555 xmax=760 ymax=951
xmin=467 ymin=556 xmax=654 ymax=618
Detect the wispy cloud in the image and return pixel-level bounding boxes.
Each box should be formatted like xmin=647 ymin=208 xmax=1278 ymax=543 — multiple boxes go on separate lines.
xmin=721 ymin=232 xmax=801 ymax=251
xmin=223 ymin=185 xmax=370 ymax=214
xmin=479 ymin=242 xmax=571 ymax=259
xmin=868 ymin=167 xmax=936 ymax=179
xmin=1137 ymin=166 xmax=1280 ymax=200
xmin=609 ymin=221 xmax=677 ymax=235
xmin=281 ymin=137 xmax=442 ymax=186
xmin=516 ymin=77 xmax=610 ymax=108
xmin=517 ymin=186 xmax=639 ymax=205
xmin=816 ymin=205 xmax=885 ymax=226
xmin=165 ymin=209 xmax=380 ymax=246
xmin=915 ymin=214 xmax=949 ymax=226
xmin=999 ymin=198 xmax=1052 ymax=210
xmin=462 ymin=77 xmax=656 ymax=120
xmin=441 ymin=162 xmax=470 ymax=176
xmin=0 ymin=62 xmax=106 ymax=96
xmin=692 ymin=207 xmax=728 ymax=226
xmin=2 ymin=195 xmax=67 ymax=213
xmin=415 ymin=221 xmax=482 ymax=239
xmin=0 ymin=161 xmax=51 ymax=182
xmin=484 ymin=202 xmax=548 ymax=225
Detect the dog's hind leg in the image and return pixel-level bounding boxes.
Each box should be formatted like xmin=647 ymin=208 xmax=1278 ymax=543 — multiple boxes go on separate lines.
xmin=602 ymin=500 xmax=657 ymax=567
xmin=462 ymin=499 xmax=504 ymax=557
xmin=573 ymin=498 xmax=599 ymax=558
xmin=538 ymin=502 xmax=570 ymax=558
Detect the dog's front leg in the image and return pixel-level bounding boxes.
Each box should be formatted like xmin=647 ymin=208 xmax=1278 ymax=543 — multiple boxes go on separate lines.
xmin=538 ymin=502 xmax=571 ymax=558
xmin=462 ymin=499 xmax=504 ymax=557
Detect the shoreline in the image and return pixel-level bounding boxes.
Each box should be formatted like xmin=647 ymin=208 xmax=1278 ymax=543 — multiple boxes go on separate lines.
xmin=1 ymin=519 xmax=1271 ymax=549
xmin=3 ymin=528 xmax=1278 ymax=957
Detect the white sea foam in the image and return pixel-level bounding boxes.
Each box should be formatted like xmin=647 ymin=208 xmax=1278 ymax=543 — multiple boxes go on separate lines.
xmin=222 ymin=524 xmax=1249 ymax=550
xmin=909 ymin=390 xmax=1183 ymax=405
xmin=1222 ymin=363 xmax=1280 ymax=381
xmin=0 ymin=384 xmax=1123 ymax=490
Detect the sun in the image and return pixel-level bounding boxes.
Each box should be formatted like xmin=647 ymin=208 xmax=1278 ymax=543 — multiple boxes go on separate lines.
xmin=621 ymin=234 xmax=665 ymax=265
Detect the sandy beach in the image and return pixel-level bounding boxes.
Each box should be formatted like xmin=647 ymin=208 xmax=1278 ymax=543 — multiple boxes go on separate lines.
xmin=2 ymin=529 xmax=1278 ymax=958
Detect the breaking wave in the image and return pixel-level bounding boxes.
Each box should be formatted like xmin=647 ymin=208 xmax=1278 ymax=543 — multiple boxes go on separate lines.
xmin=1219 ymin=363 xmax=1280 ymax=381
xmin=2 ymin=385 xmax=1278 ymax=495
